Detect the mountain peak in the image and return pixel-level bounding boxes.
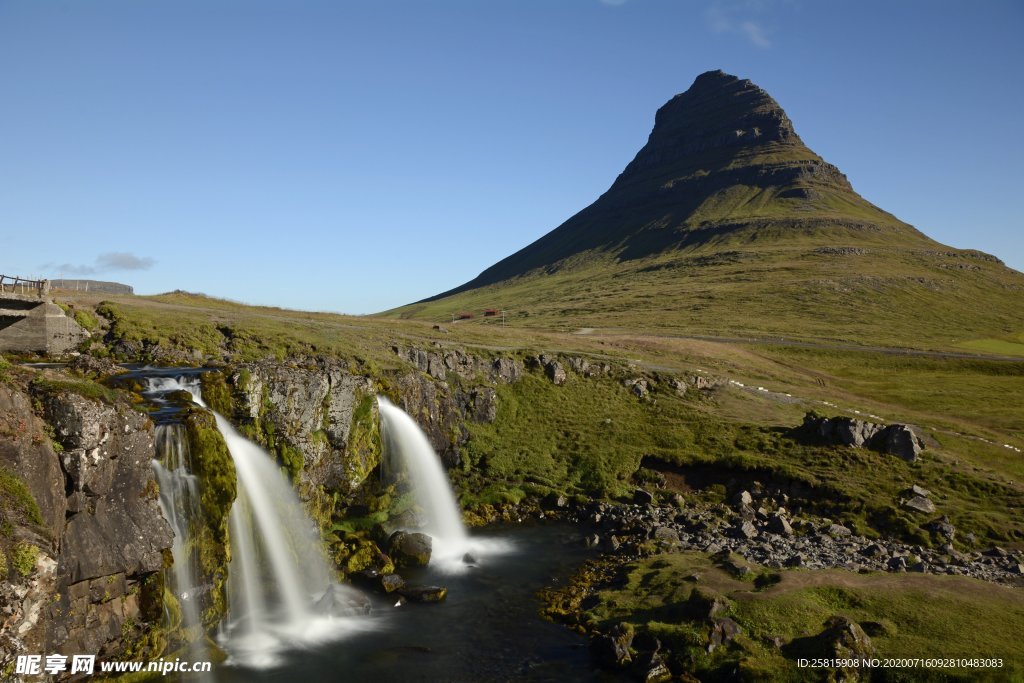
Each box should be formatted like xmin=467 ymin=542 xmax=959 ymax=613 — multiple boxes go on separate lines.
xmin=417 ymin=70 xmax=931 ymax=302
xmin=622 ymin=70 xmax=798 ymax=180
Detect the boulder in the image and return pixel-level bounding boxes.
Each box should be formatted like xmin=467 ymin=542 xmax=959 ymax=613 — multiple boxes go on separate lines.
xmin=767 ymin=514 xmax=793 ymax=536
xmin=388 ymin=531 xmax=433 ymax=568
xmin=707 ymin=617 xmax=742 ymax=653
xmin=539 ymin=355 xmax=566 ymax=385
xmin=397 ymin=585 xmax=447 ymax=603
xmin=591 ymin=622 xmax=634 ymax=669
xmin=883 ymin=425 xmax=924 ymax=462
xmin=902 ymin=496 xmax=936 ymax=514
xmin=633 ymin=489 xmax=655 ymax=506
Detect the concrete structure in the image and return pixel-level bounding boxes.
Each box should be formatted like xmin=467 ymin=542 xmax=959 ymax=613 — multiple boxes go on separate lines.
xmin=0 ymin=294 xmax=90 ymax=354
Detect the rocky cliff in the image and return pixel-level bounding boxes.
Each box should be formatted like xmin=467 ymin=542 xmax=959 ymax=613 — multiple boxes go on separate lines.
xmin=0 ymin=374 xmax=172 ymax=676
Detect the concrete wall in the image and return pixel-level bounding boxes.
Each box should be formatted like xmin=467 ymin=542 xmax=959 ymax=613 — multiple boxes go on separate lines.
xmin=0 ymin=297 xmax=91 ymax=354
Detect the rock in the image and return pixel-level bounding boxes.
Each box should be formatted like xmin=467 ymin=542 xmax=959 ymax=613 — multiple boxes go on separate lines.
xmin=388 ymin=531 xmax=433 ymax=568
xmin=397 ymin=585 xmax=448 ymax=603
xmin=624 ymin=378 xmax=649 ymax=398
xmin=826 ymin=523 xmax=852 ymax=537
xmin=910 ymin=484 xmax=932 ymax=498
xmin=785 ymin=553 xmax=805 ymax=567
xmin=733 ymin=490 xmax=754 ymax=507
xmin=707 ymin=617 xmax=742 ymax=652
xmin=767 ymin=514 xmax=793 ymax=536
xmin=591 ymin=622 xmax=634 ymax=669
xmin=818 ymin=615 xmax=876 ymax=660
xmin=902 ymin=496 xmax=936 ymax=514
xmin=883 ymin=424 xmax=924 ymax=462
xmin=732 ymin=520 xmax=758 ymax=539
xmin=633 ymin=652 xmax=672 ymax=683
xmin=688 ymin=589 xmax=729 ymax=619
xmin=381 ymin=574 xmax=406 ymax=593
xmin=462 ymin=552 xmax=477 ymax=565
xmin=491 ymin=357 xmax=523 ymax=383
xmin=633 ymin=489 xmax=655 ymax=506
xmin=928 ymin=517 xmax=956 ymax=541
xmin=539 ymin=355 xmax=567 ymax=385
xmin=833 ymin=417 xmax=884 ymax=448
xmin=468 ymin=387 xmax=498 ymax=423
xmin=652 ymin=527 xmax=680 ymax=545
xmin=68 ymin=354 xmax=121 ymax=379
xmin=666 ymin=378 xmax=687 ymax=397
xmin=315 ymin=584 xmax=372 ymax=616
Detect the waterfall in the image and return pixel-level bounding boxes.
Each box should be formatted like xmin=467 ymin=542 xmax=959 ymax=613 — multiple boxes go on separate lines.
xmin=152 ymin=423 xmax=209 ymax=673
xmin=377 ymin=397 xmax=511 ymax=571
xmin=145 ymin=375 xmax=370 ymax=671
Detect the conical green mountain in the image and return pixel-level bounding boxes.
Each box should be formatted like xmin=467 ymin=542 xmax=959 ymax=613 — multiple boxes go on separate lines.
xmin=391 ymin=70 xmax=1024 ymax=351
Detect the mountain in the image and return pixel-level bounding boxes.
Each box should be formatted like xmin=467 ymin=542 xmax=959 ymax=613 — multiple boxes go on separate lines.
xmin=389 ymin=70 xmax=1024 ymax=351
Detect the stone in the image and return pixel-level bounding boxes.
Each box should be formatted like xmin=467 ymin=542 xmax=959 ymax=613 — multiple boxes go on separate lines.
xmin=666 ymin=378 xmax=687 ymax=397
xmin=767 ymin=514 xmax=793 ymax=536
xmin=902 ymin=496 xmax=936 ymax=514
xmin=591 ymin=622 xmax=634 ymax=669
xmin=397 ymin=585 xmax=448 ymax=603
xmin=826 ymin=524 xmax=852 ymax=537
xmin=380 ymin=573 xmax=406 ymax=593
xmin=910 ymin=484 xmax=932 ymax=498
xmin=818 ymin=615 xmax=876 ymax=660
xmin=732 ymin=520 xmax=758 ymax=539
xmin=652 ymin=527 xmax=680 ymax=545
xmin=314 ymin=584 xmax=372 ymax=616
xmin=633 ymin=489 xmax=655 ymax=506
xmin=733 ymin=490 xmax=754 ymax=507
xmin=883 ymin=424 xmax=924 ymax=462
xmin=688 ymin=589 xmax=730 ymax=619
xmin=539 ymin=355 xmax=567 ymax=385
xmin=387 ymin=531 xmax=433 ymax=568
xmin=707 ymin=617 xmax=742 ymax=653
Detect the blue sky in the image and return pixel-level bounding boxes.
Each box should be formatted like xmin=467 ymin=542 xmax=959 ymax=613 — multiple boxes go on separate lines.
xmin=2 ymin=0 xmax=1021 ymax=313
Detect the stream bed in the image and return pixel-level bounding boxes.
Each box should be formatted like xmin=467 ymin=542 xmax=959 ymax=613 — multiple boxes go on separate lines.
xmin=214 ymin=522 xmax=620 ymax=682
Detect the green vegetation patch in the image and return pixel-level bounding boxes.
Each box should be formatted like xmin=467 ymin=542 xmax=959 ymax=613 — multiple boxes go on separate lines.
xmin=183 ymin=407 xmax=237 ymax=626
xmin=30 ymin=376 xmax=119 ymax=404
xmin=579 ymin=551 xmax=1024 ymax=680
xmin=0 ymin=465 xmax=43 ymax=527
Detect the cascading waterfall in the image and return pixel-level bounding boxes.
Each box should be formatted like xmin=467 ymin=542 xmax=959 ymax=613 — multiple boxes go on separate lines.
xmin=152 ymin=423 xmax=208 ymax=670
xmin=146 ymin=376 xmax=369 ymax=671
xmin=378 ymin=396 xmax=511 ymax=571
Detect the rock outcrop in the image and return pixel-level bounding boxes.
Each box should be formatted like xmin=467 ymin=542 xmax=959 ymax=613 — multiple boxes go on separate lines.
xmin=800 ymin=413 xmax=925 ymax=462
xmin=0 ymin=377 xmax=172 ymax=671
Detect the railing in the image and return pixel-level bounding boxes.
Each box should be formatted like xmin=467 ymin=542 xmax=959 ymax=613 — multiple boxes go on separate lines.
xmin=0 ymin=275 xmax=50 ymax=297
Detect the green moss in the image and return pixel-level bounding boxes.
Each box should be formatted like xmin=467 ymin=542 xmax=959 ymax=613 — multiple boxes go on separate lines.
xmin=199 ymin=371 xmax=235 ymax=417
xmin=0 ymin=465 xmax=43 ymax=527
xmin=345 ymin=393 xmax=382 ymax=489
xmin=11 ymin=541 xmax=39 ymax=577
xmin=184 ymin=408 xmax=236 ymax=626
xmin=73 ymin=308 xmax=99 ymax=332
xmin=31 ymin=376 xmax=119 ymax=404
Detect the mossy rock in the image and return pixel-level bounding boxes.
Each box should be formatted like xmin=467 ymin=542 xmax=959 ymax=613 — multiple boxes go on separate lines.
xmin=183 ymin=407 xmax=237 ymax=627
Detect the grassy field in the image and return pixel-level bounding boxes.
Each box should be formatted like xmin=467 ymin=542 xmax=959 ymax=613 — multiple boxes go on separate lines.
xmin=576 ymin=551 xmax=1024 ymax=681
xmin=45 ymin=289 xmax=1024 ymax=547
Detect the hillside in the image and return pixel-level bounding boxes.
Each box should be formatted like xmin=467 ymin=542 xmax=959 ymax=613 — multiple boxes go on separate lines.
xmin=388 ymin=70 xmax=1024 ymax=352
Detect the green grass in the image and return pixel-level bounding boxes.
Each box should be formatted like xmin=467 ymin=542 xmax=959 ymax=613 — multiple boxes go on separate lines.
xmin=0 ymin=465 xmax=43 ymax=527
xmin=30 ymin=376 xmax=120 ymax=404
xmin=580 ymin=551 xmax=1024 ymax=680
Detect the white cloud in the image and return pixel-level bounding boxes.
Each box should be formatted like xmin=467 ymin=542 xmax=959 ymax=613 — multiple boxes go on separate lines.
xmin=704 ymin=1 xmax=773 ymax=49
xmin=96 ymin=252 xmax=155 ymax=270
xmin=41 ymin=251 xmax=156 ymax=276
xmin=740 ymin=20 xmax=771 ymax=48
